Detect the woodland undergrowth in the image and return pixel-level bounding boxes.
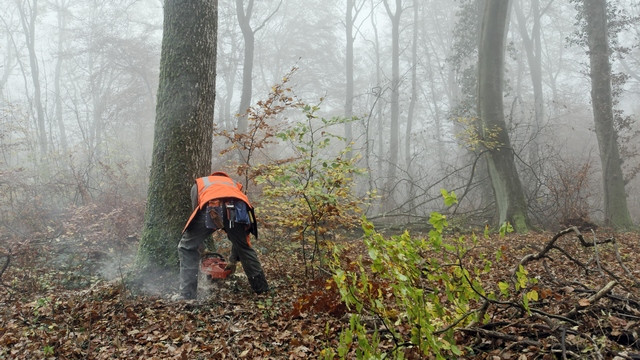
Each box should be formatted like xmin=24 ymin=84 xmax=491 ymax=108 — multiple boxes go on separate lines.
xmin=1 ymin=196 xmax=640 ymax=359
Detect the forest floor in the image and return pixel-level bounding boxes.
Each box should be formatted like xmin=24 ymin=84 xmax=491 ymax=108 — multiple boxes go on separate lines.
xmin=1 ymin=208 xmax=640 ymax=359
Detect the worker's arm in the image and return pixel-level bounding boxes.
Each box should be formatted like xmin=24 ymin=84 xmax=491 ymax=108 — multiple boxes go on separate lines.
xmin=190 ymin=183 xmax=198 ymax=210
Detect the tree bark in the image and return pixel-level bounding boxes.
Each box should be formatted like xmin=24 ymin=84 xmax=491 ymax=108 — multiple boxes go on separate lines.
xmin=137 ymin=0 xmax=218 ymax=271
xmin=514 ymin=0 xmax=544 ymax=167
xmin=383 ymin=0 xmax=402 ymax=204
xmin=235 ymin=0 xmax=281 ymax=136
xmin=477 ymin=0 xmax=530 ymax=232
xmin=53 ymin=0 xmax=69 ymax=155
xmin=345 ymin=0 xmax=355 ymax=152
xmin=583 ymin=0 xmax=633 ymax=230
xmin=16 ymin=0 xmax=47 ymax=156
xmin=235 ymin=0 xmax=255 ymax=135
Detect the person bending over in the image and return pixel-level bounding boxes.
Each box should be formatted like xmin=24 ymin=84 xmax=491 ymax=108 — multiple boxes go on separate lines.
xmin=176 ymin=171 xmax=269 ymax=300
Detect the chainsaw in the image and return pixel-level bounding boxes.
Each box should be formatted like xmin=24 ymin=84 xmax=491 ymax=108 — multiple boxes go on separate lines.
xmin=200 ymin=252 xmax=233 ymax=280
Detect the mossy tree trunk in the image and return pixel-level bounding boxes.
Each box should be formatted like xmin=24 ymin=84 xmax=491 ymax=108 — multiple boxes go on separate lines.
xmin=477 ymin=0 xmax=530 ymax=233
xmin=583 ymin=0 xmax=633 ymax=230
xmin=136 ymin=0 xmax=218 ymax=272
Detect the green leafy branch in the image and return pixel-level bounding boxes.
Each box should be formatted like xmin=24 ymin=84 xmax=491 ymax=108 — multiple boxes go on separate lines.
xmin=256 ymin=101 xmax=369 ymax=276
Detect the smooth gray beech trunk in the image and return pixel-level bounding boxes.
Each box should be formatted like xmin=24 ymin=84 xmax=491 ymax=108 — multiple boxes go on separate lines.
xmin=137 ymin=0 xmax=218 ymax=271
xmin=583 ymin=0 xmax=633 ymax=230
xmin=383 ymin=0 xmax=402 ymax=204
xmin=477 ymin=0 xmax=530 ymax=232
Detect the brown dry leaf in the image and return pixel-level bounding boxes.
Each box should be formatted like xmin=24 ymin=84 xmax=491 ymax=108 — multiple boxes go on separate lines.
xmin=238 ymin=348 xmax=250 ymax=358
xmin=578 ymin=298 xmax=591 ymax=307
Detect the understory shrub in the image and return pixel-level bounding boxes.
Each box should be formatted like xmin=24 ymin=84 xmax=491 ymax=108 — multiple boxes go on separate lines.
xmin=325 ymin=190 xmax=518 ymax=359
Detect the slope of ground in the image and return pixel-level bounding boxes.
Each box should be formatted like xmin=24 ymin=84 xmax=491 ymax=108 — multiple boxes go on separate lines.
xmin=1 ymin=213 xmax=639 ymax=359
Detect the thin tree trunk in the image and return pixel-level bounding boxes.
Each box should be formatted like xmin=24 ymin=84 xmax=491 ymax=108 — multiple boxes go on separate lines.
xmin=235 ymin=0 xmax=255 ymax=135
xmin=345 ymin=0 xmax=355 ymax=153
xmin=16 ymin=0 xmax=47 ymax=156
xmin=404 ymin=0 xmax=418 ymax=213
xmin=0 ymin=36 xmax=14 ymax=99
xmin=54 ymin=0 xmax=69 ymax=154
xmin=514 ymin=0 xmax=544 ymax=166
xmin=383 ymin=0 xmax=402 ymax=205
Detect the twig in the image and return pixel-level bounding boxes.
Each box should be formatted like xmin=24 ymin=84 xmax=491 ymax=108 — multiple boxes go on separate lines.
xmin=591 ymin=230 xmax=605 ymax=277
xmin=515 ymin=227 xmax=577 ymax=274
xmin=612 ymin=238 xmax=640 ymax=288
xmin=435 ymin=303 xmax=484 ymax=335
xmin=514 ymin=227 xmax=613 ymax=279
xmin=459 ymin=327 xmax=542 ymax=347
xmin=564 ymin=280 xmax=618 ymax=318
xmin=530 ymin=308 xmax=580 ymax=326
xmin=560 ymin=326 xmax=567 ymax=360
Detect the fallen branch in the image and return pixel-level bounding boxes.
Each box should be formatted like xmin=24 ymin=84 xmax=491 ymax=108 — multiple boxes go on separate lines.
xmin=459 ymin=327 xmax=542 ymax=347
xmin=564 ymin=280 xmax=618 ymax=318
xmin=513 ymin=226 xmax=613 ymax=278
xmin=612 ymin=239 xmax=640 ymax=288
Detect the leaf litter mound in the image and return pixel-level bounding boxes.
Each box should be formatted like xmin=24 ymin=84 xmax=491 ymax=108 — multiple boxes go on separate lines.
xmin=1 ymin=221 xmax=640 ymax=359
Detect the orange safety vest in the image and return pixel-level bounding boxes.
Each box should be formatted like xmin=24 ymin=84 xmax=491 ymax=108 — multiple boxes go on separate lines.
xmin=182 ymin=172 xmax=252 ymax=232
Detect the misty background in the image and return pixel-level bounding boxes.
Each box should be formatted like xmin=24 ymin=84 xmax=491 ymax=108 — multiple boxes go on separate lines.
xmin=1 ymin=0 xmax=640 ymax=269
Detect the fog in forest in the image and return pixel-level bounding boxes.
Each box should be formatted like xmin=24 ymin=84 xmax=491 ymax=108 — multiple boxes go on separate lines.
xmin=1 ymin=0 xmax=640 ymax=254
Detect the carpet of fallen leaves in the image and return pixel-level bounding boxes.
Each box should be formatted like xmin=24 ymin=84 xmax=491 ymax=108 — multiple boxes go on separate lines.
xmin=1 ymin=213 xmax=640 ymax=359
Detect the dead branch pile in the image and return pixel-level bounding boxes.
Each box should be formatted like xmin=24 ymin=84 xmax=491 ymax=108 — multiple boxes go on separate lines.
xmin=460 ymin=227 xmax=640 ymax=359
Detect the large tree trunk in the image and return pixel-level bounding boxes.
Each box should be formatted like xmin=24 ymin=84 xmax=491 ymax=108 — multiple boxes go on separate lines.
xmin=478 ymin=0 xmax=530 ymax=232
xmin=583 ymin=0 xmax=633 ymax=230
xmin=137 ymin=0 xmax=218 ymax=271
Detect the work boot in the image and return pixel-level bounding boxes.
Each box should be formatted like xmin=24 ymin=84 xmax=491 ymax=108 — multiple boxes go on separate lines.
xmin=248 ymin=273 xmax=270 ymax=294
xmin=224 ymin=261 xmax=237 ymax=274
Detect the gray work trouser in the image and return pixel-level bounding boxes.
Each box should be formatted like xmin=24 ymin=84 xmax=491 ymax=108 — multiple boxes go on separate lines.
xmin=178 ymin=209 xmax=268 ymax=299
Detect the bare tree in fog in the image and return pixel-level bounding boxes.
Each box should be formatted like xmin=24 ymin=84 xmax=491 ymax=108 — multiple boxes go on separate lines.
xmin=513 ymin=0 xmax=546 ymax=167
xmin=403 ymin=0 xmax=419 ymax=211
xmin=382 ymin=0 xmax=403 ymax=206
xmin=15 ymin=0 xmax=47 ymax=156
xmin=344 ymin=0 xmax=366 ymax=156
xmin=215 ymin=4 xmax=241 ymax=130
xmin=235 ymin=0 xmax=281 ymax=135
xmin=52 ymin=0 xmax=70 ymax=155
